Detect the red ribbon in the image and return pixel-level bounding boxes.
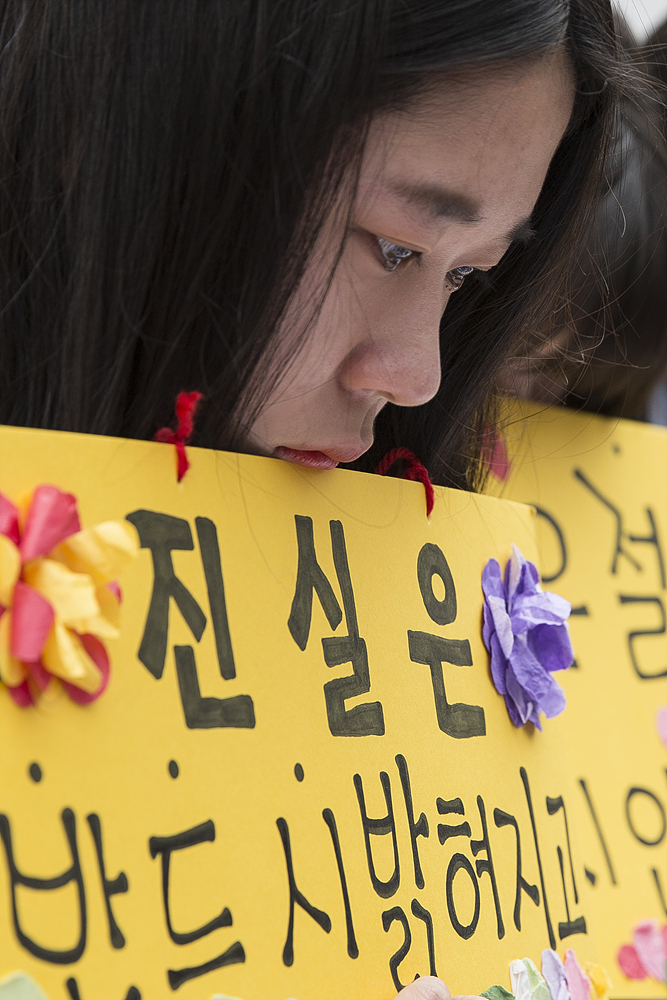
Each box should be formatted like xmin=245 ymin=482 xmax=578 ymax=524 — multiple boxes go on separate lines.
xmin=154 ymin=392 xmax=204 ymax=482
xmin=376 ymin=447 xmax=435 ymax=516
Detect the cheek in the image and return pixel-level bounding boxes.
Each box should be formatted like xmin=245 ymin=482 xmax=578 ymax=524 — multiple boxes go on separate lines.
xmin=264 ymin=245 xmax=352 ymax=386
xmin=269 ymin=278 xmax=359 ymax=399
xmin=305 ymin=251 xmax=383 ymax=360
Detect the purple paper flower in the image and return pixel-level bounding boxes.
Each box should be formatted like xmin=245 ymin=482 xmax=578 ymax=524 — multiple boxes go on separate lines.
xmin=482 ymin=544 xmax=573 ymax=729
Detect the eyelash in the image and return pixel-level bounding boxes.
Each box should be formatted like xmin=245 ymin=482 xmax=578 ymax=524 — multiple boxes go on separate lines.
xmin=376 ymin=236 xmax=475 ymax=292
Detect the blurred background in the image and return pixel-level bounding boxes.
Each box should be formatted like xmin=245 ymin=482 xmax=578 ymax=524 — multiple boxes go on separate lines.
xmin=497 ymin=0 xmax=667 ymax=425
xmin=616 ymin=0 xmax=667 ymax=39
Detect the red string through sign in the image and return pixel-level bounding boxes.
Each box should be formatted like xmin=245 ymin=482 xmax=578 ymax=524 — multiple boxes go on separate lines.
xmin=154 ymin=392 xmax=204 ymax=482
xmin=376 ymin=447 xmax=435 ymax=516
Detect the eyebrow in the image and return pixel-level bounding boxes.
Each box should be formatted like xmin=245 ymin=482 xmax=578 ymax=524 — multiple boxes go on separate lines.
xmin=389 ymin=181 xmax=536 ymax=246
xmin=390 ymin=181 xmax=482 ymax=222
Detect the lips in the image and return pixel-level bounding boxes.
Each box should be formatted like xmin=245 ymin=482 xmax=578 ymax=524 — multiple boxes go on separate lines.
xmin=273 ymin=440 xmax=374 ymax=468
xmin=273 ymin=447 xmax=340 ymax=470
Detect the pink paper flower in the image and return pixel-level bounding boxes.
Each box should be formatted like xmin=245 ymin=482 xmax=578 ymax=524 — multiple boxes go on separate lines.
xmin=0 ymin=485 xmax=137 ymax=706
xmin=564 ymin=948 xmax=592 ymax=1000
xmin=617 ymin=920 xmax=667 ymax=985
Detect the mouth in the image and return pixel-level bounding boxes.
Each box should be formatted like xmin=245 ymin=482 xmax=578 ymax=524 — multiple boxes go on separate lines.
xmin=272 ymin=447 xmax=339 ymax=469
xmin=273 ymin=445 xmax=368 ymax=469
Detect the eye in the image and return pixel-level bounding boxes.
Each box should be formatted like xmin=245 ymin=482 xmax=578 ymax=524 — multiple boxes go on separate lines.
xmin=376 ymin=237 xmax=419 ymax=271
xmin=445 ymin=265 xmax=475 ymax=292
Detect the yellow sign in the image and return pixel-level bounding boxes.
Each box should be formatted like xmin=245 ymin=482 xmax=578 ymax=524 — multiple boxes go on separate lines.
xmin=0 ymin=419 xmax=644 ymax=1000
xmin=488 ymin=402 xmax=667 ymax=1000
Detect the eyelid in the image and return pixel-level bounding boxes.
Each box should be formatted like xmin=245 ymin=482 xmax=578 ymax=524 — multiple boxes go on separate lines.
xmin=444 ymin=264 xmax=475 ymax=292
xmin=376 ymin=236 xmax=420 ymax=271
xmin=373 ymin=234 xmax=477 ymax=291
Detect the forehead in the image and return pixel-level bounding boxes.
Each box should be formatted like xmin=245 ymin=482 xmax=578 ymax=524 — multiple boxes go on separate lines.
xmin=357 ymin=50 xmax=575 ymax=232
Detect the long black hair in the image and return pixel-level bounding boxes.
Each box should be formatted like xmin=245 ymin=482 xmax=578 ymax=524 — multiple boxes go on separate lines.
xmin=0 ymin=1 xmax=628 ymax=487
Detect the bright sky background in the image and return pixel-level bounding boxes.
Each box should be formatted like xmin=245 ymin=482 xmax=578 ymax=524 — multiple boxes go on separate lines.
xmin=614 ymin=0 xmax=667 ymax=40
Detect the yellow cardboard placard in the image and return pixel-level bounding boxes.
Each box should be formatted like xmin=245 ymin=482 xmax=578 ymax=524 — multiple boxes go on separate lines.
xmin=0 ymin=419 xmax=640 ymax=1000
xmin=488 ymin=402 xmax=667 ymax=999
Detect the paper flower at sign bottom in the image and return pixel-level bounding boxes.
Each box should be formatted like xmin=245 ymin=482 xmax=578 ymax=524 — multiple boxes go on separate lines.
xmin=0 ymin=970 xmax=51 ymax=999
xmin=618 ymin=919 xmax=667 ymax=985
xmin=482 ymin=544 xmax=573 ymax=729
xmin=0 ymin=485 xmax=138 ymax=706
xmin=656 ymin=706 xmax=667 ymax=752
xmin=481 ymin=948 xmax=613 ymax=1000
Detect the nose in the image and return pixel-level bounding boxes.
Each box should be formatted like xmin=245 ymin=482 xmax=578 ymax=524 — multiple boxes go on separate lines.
xmin=339 ymin=291 xmax=444 ymax=407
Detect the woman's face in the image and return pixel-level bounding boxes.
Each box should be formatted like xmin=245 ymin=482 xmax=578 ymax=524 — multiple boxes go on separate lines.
xmin=247 ymin=50 xmax=575 ymax=469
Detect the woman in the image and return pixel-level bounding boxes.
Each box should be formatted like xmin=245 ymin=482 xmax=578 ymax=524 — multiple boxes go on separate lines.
xmin=0 ymin=2 xmax=628 ymax=996
xmin=0 ymin=0 xmax=626 ymax=490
